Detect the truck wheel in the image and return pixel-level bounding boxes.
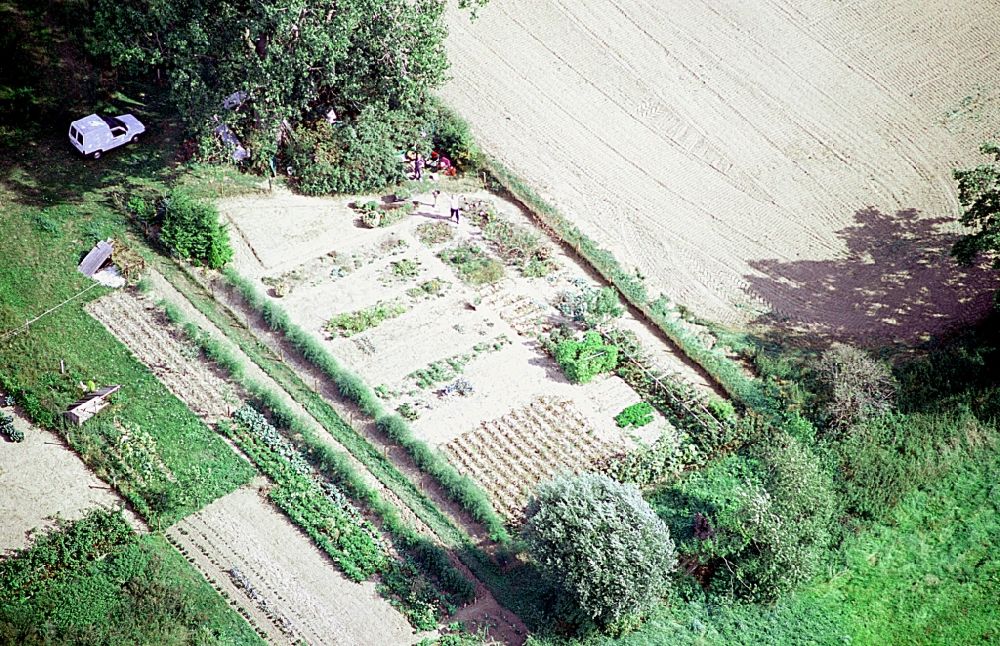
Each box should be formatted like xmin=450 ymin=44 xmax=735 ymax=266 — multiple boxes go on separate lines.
xmin=130 ymin=135 xmax=139 ymax=144
xmin=92 ymin=150 xmax=101 ymax=160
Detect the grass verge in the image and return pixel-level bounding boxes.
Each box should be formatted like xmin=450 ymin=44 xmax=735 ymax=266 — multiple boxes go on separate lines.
xmin=0 ymin=192 xmax=254 ymax=526
xmin=0 ymin=510 xmax=264 ymax=645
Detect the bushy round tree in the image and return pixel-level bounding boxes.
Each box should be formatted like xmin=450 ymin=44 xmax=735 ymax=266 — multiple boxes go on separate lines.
xmin=522 ymin=473 xmax=677 ymax=630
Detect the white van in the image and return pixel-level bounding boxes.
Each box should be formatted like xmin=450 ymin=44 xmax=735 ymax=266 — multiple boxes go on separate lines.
xmin=68 ymin=113 xmax=145 ymax=159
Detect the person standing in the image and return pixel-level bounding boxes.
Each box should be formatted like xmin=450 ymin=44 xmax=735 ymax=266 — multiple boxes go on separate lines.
xmin=449 ymin=193 xmax=463 ymax=223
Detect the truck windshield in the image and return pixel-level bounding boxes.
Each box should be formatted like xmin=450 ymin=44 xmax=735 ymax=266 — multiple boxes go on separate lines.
xmin=100 ymin=115 xmax=126 ymax=130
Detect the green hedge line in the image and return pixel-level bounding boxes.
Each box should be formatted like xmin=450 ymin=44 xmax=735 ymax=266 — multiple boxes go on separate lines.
xmin=222 ymin=406 xmax=388 ymax=582
xmin=169 ymin=310 xmax=477 ymax=611
xmin=222 ymin=267 xmax=511 ymax=542
xmin=481 ymin=159 xmax=782 ymax=418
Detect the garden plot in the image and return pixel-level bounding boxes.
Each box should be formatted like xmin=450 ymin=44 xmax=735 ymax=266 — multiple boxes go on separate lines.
xmin=443 ymin=396 xmax=630 ymax=520
xmin=0 ymin=409 xmax=141 ymax=551
xmin=166 ymin=485 xmax=417 ymax=646
xmin=87 ymin=290 xmax=242 ymax=421
xmin=220 ymin=184 xmax=714 ymax=391
xmin=443 ymin=0 xmax=1000 ymax=341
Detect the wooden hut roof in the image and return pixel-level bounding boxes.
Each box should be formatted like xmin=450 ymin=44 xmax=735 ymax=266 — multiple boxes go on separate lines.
xmin=78 ymin=240 xmax=114 ymax=278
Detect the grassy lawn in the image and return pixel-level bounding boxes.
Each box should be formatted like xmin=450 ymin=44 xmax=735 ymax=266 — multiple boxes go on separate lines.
xmin=0 ymin=112 xmax=255 ymax=526
xmin=574 ymin=431 xmax=1000 ymax=646
xmin=0 ymin=511 xmax=264 ymax=645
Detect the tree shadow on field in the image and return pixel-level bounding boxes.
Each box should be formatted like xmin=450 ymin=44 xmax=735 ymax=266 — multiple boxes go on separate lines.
xmin=746 ymin=207 xmax=999 ymax=346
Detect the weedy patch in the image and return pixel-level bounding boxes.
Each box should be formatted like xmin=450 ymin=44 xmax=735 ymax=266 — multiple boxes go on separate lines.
xmin=438 ymin=243 xmax=505 ymax=285
xmin=416 ymin=221 xmax=455 ymax=246
xmin=326 ymin=300 xmax=409 ymax=337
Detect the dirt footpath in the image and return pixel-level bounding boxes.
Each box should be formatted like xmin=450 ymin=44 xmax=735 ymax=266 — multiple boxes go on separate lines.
xmin=0 ymin=409 xmax=142 ymax=552
xmin=442 ymin=0 xmax=1000 ymax=342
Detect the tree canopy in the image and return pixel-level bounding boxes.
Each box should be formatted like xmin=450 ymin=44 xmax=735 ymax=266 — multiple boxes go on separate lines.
xmin=952 ymin=142 xmax=1000 ymax=270
xmin=522 ymin=473 xmax=677 ymax=631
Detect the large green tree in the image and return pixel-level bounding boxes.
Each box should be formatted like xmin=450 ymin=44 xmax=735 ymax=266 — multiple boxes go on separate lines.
xmin=523 ymin=473 xmax=677 ymax=632
xmin=952 ymin=142 xmax=1000 ymax=271
xmin=88 ymin=0 xmax=473 ymax=134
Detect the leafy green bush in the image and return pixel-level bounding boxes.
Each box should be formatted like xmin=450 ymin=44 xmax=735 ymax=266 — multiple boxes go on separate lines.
xmin=160 ymin=189 xmax=233 ymax=269
xmin=287 ymin=108 xmax=406 ymax=195
xmin=523 ymin=473 xmax=678 ymax=631
xmin=555 ymin=332 xmax=619 ymax=384
xmin=0 ymin=412 xmax=22 ymax=442
xmin=652 ymin=434 xmax=835 ymax=601
xmin=555 ymin=284 xmax=624 ymax=329
xmin=438 ymin=243 xmax=505 ymax=285
xmin=326 ymin=300 xmax=408 ymax=337
xmin=615 ymin=402 xmax=654 ymax=428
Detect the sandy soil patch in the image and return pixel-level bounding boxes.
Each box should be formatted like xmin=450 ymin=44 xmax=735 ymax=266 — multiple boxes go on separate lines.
xmin=166 ymin=485 xmax=417 ymax=646
xmin=0 ymin=408 xmax=141 ymax=552
xmin=87 ymin=290 xmax=241 ymax=421
xmin=442 ymin=0 xmax=1000 ymax=342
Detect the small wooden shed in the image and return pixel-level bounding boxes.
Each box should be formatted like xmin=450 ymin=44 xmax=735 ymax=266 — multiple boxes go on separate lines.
xmin=65 ymin=385 xmax=121 ymax=426
xmin=78 ymin=239 xmax=114 ymax=278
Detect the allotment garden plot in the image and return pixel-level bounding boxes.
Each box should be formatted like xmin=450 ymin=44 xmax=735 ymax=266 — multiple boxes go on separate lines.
xmin=0 ymin=407 xmax=140 ymax=551
xmin=220 ymin=187 xmax=703 ymax=520
xmin=167 ymin=485 xmax=417 ymax=646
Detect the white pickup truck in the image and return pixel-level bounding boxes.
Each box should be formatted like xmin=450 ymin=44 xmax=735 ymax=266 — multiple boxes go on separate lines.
xmin=68 ymin=113 xmax=145 ymax=159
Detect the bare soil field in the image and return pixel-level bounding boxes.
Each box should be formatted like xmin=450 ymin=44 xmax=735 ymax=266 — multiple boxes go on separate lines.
xmin=220 ymin=186 xmax=675 ymax=520
xmin=87 ymin=290 xmax=242 ymax=421
xmin=166 ymin=484 xmax=418 ymax=646
xmin=442 ymin=0 xmax=1000 ymax=342
xmin=0 ymin=408 xmax=141 ymax=552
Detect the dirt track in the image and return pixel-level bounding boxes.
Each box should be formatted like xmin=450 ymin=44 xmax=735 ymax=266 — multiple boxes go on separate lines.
xmin=443 ymin=0 xmax=1000 ymax=342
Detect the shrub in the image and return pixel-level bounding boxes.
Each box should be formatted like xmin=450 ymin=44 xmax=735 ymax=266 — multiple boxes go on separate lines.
xmin=425 ymin=103 xmax=480 ymax=172
xmin=615 ymin=402 xmax=654 ymax=428
xmin=815 ymin=343 xmax=896 ymax=431
xmin=523 ymin=473 xmax=678 ymax=631
xmin=555 ymin=284 xmax=624 ymax=329
xmin=286 ymin=107 xmax=405 ymax=195
xmin=555 ymin=332 xmax=619 ymax=384
xmin=159 ymin=189 xmax=233 ymax=269
xmin=1 ymin=413 xmax=23 ymax=442
xmin=653 ymin=434 xmax=835 ymax=601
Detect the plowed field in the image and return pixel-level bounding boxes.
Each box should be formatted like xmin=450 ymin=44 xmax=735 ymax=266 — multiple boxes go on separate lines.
xmin=443 ymin=0 xmax=1000 ymax=341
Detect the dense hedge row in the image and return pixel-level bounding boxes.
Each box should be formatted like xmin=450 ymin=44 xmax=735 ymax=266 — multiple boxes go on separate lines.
xmin=222 ymin=268 xmax=511 ymax=542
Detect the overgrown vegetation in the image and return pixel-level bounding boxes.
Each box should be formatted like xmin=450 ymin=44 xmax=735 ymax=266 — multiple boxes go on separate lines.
xmin=0 ymin=511 xmax=264 ymax=645
xmin=439 ymin=243 xmax=506 ymax=285
xmin=160 ymin=188 xmax=234 ymax=268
